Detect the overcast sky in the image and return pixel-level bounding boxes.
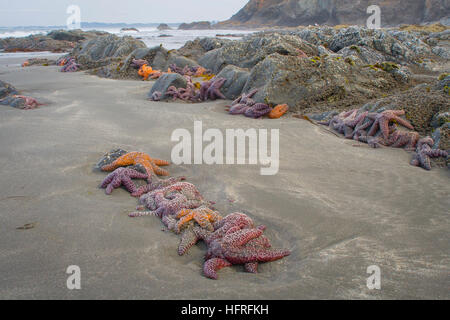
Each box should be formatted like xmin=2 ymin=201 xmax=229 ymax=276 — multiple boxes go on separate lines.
xmin=0 ymin=0 xmax=249 ymax=27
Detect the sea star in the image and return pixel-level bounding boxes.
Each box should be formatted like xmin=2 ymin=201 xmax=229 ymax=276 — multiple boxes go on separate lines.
xmin=129 ymin=182 xmax=208 ymax=218
xmin=268 ymin=104 xmax=289 ymax=119
xmin=60 ymin=58 xmax=79 ymax=72
xmin=244 ymin=103 xmax=272 ymax=119
xmin=100 ymin=167 xmax=148 ymax=196
xmin=11 ymin=95 xmax=42 ymax=109
xmin=410 ymin=137 xmax=448 ymax=170
xmin=101 ymin=151 xmax=170 ymax=182
xmin=193 ymin=213 xmax=278 ymax=275
xmin=174 ymin=206 xmax=222 ymax=233
xmin=166 ymin=86 xmax=182 ymax=100
xmin=138 ymin=65 xmax=161 ymax=80
xmin=228 ymin=103 xmax=252 ymax=115
xmin=205 ymin=77 xmax=226 ymax=100
xmin=230 ymin=89 xmax=258 ymax=107
xmin=132 ymin=174 xmax=187 ymax=197
xmin=367 ymin=110 xmax=414 ymax=139
xmin=131 ymin=59 xmax=148 ymax=69
xmin=161 ymin=216 xmax=204 ymax=256
xmin=202 ymin=227 xmax=290 ymax=279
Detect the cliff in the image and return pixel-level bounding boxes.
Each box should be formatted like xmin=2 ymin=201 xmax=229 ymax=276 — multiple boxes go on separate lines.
xmin=219 ymin=0 xmax=450 ymax=27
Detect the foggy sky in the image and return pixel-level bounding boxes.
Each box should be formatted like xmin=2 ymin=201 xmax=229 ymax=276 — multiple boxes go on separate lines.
xmin=0 ymin=0 xmax=249 ymax=27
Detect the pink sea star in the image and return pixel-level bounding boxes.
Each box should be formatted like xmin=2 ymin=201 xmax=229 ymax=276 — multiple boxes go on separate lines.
xmin=367 ymin=110 xmax=414 ymax=139
xmin=202 ymin=227 xmax=290 ymax=279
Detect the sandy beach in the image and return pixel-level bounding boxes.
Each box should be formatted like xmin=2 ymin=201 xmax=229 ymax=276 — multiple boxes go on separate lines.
xmin=0 ymin=55 xmax=449 ymax=299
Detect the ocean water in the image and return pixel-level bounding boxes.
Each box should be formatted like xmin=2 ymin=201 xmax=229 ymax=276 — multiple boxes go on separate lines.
xmin=0 ymin=26 xmax=255 ymax=58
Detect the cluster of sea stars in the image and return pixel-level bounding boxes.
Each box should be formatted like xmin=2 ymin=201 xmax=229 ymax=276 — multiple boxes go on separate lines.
xmin=168 ymin=64 xmax=212 ymax=78
xmin=96 ymin=149 xmax=290 ymax=279
xmin=138 ymin=64 xmax=163 ymax=80
xmin=59 ymin=58 xmax=80 ymax=72
xmin=151 ymin=76 xmax=227 ymax=103
xmin=317 ymin=108 xmax=448 ymax=170
xmin=226 ymin=89 xmax=274 ymax=119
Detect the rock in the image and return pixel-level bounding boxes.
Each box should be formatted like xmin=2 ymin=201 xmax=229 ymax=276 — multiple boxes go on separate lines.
xmin=198 ymin=33 xmax=318 ymax=74
xmin=177 ymin=37 xmax=232 ymax=61
xmin=148 ymin=73 xmax=188 ymax=100
xmin=241 ymin=52 xmax=400 ymax=112
xmin=157 ymin=24 xmax=172 ymax=31
xmin=178 ymin=21 xmax=211 ymax=30
xmin=70 ymin=34 xmax=146 ymax=70
xmin=293 ymin=26 xmax=440 ymax=64
xmin=219 ymin=0 xmax=450 ymax=27
xmin=431 ymin=112 xmax=450 ymax=129
xmin=0 ymin=95 xmax=27 ymax=108
xmin=216 ymin=65 xmax=250 ymax=99
xmin=158 ymin=34 xmax=173 ymax=38
xmin=95 ymin=149 xmax=128 ymax=169
xmin=1 ymin=30 xmax=106 ymax=53
xmin=47 ymin=30 xmax=86 ymax=42
xmin=121 ymin=27 xmax=139 ymax=32
xmin=432 ymin=123 xmax=450 ymax=150
xmin=0 ymin=80 xmax=18 ymax=99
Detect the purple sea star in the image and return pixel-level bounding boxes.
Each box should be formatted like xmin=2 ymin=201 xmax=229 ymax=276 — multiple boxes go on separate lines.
xmin=100 ymin=167 xmax=148 ymax=196
xmin=410 ymin=137 xmax=448 ymax=170
xmin=367 ymin=110 xmax=414 ymax=139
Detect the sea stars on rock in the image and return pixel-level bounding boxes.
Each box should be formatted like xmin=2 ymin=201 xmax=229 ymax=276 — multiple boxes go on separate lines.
xmin=410 ymin=137 xmax=448 ymax=170
xmin=11 ymin=95 xmax=42 ymax=109
xmin=101 ymin=151 xmax=170 ymax=182
xmin=60 ymin=58 xmax=79 ymax=72
xmin=100 ymin=167 xmax=148 ymax=196
xmin=131 ymin=59 xmax=148 ymax=69
xmin=367 ymin=110 xmax=414 ymax=139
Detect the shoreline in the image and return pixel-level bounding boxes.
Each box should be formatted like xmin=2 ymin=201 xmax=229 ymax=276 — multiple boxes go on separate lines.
xmin=0 ymin=54 xmax=449 ymax=299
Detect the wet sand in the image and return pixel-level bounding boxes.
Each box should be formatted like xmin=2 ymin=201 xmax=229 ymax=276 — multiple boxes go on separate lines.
xmin=0 ymin=55 xmax=449 ymax=299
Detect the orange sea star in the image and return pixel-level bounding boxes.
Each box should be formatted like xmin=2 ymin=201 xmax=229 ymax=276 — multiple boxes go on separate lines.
xmin=101 ymin=151 xmax=170 ymax=182
xmin=175 ymin=207 xmax=222 ymax=233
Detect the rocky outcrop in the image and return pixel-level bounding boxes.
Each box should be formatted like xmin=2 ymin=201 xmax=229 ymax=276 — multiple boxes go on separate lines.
xmin=157 ymin=24 xmax=172 ymax=31
xmin=216 ymin=65 xmax=251 ymax=99
xmin=178 ymin=21 xmax=212 ymax=30
xmin=69 ymin=34 xmax=146 ymax=70
xmin=198 ymin=33 xmax=318 ymax=73
xmin=0 ymin=29 xmax=106 ymax=53
xmin=91 ymin=45 xmax=199 ymax=80
xmin=220 ymin=0 xmax=450 ymax=27
xmin=241 ymin=52 xmax=401 ymax=110
xmin=177 ymin=37 xmax=232 ymax=62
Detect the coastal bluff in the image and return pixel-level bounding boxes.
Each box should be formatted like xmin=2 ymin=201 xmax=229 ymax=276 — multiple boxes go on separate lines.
xmin=218 ymin=0 xmax=450 ymax=27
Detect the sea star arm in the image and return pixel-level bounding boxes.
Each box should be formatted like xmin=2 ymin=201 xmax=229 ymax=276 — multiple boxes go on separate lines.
xmin=203 ymin=258 xmax=232 ymax=280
